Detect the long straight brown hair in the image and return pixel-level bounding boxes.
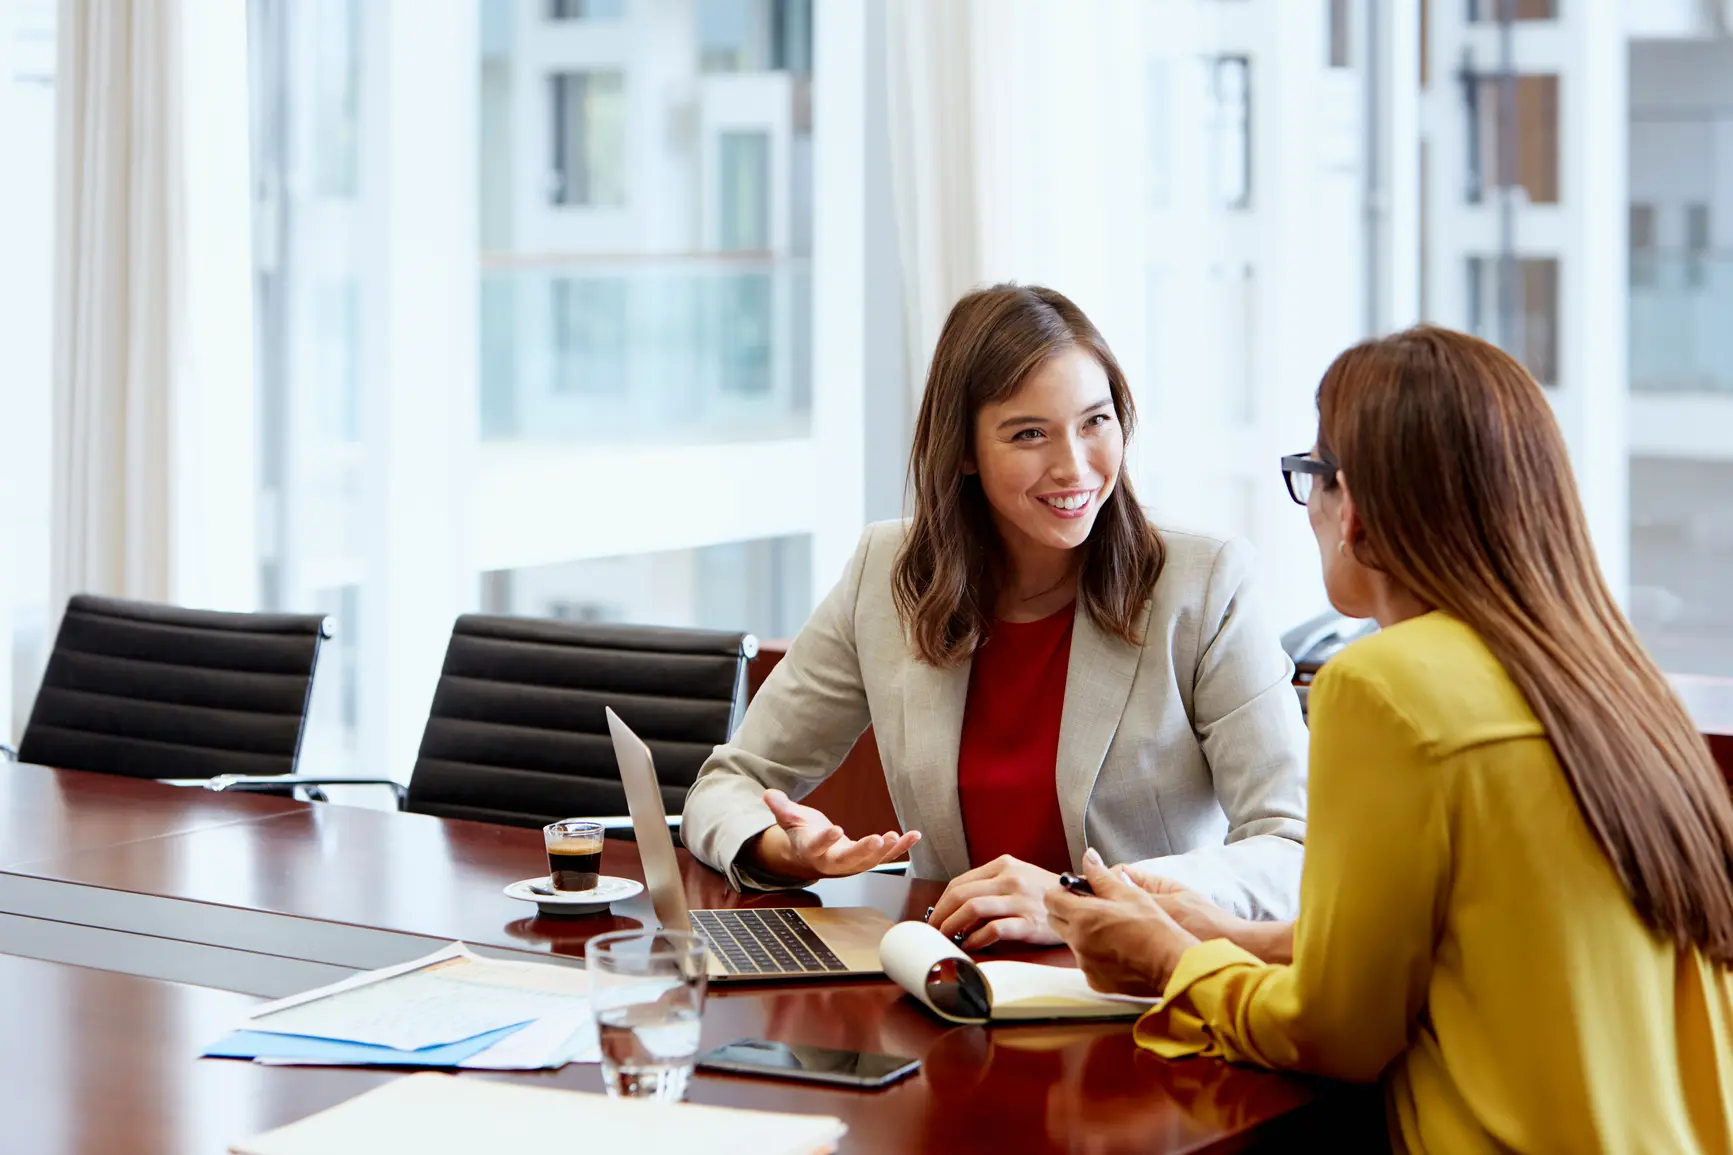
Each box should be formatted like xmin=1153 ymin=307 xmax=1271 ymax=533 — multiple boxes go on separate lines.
xmin=893 ymin=284 xmax=1164 ymax=668
xmin=1318 ymin=325 xmax=1733 ymax=965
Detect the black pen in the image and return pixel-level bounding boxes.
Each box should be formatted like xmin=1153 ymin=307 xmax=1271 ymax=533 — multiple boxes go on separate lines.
xmin=925 ymin=905 xmax=969 ymax=944
xmin=1058 ymin=871 xmax=1095 ymax=896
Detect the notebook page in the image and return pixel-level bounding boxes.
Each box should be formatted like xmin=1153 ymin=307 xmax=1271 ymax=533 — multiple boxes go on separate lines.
xmin=229 ymin=1073 xmax=846 ymax=1155
xmin=880 ymin=920 xmax=1157 ymax=1023
xmin=975 ymin=960 xmax=1155 ymax=1019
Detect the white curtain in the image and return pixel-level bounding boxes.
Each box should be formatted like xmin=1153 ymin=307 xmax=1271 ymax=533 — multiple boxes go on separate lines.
xmin=51 ymin=0 xmax=255 ymax=614
xmin=883 ymin=0 xmax=985 ymax=403
xmin=882 ymin=0 xmax=1149 ymax=403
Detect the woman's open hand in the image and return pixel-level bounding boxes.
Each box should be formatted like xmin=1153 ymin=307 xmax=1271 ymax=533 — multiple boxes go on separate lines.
xmin=745 ymin=789 xmax=921 ymax=881
xmin=1044 ymin=850 xmax=1199 ymax=996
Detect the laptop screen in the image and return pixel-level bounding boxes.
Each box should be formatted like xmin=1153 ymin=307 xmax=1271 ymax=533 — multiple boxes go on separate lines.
xmin=604 ymin=707 xmax=694 ymax=934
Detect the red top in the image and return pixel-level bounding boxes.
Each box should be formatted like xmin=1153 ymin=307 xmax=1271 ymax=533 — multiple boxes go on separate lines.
xmin=956 ymin=602 xmax=1076 ymax=873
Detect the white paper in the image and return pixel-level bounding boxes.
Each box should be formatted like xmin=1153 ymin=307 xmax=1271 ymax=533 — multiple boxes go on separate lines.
xmin=244 ymin=943 xmax=594 ymax=1053
xmin=252 ymin=1010 xmax=600 ymax=1070
xmin=230 ymin=1073 xmax=847 ymax=1155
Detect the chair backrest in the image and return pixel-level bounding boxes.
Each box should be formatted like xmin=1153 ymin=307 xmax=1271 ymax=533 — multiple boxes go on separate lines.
xmin=405 ymin=615 xmax=757 ymax=828
xmin=17 ymin=595 xmax=331 ymax=780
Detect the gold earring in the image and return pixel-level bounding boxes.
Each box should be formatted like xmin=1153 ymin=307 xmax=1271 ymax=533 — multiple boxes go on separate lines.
xmin=1337 ymin=540 xmax=1347 ymax=558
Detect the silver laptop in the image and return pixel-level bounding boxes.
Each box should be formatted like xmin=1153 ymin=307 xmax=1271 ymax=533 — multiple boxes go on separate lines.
xmin=605 ymin=707 xmax=892 ymax=981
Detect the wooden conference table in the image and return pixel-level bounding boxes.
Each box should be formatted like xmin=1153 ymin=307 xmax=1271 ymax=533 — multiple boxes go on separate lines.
xmin=0 ymin=763 xmax=1375 ymax=1154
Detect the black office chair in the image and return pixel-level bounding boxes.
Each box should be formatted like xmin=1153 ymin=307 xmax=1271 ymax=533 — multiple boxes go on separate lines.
xmin=205 ymin=615 xmax=757 ymax=830
xmin=6 ymin=595 xmax=330 ymax=785
xmin=1282 ymin=610 xmax=1379 ymax=720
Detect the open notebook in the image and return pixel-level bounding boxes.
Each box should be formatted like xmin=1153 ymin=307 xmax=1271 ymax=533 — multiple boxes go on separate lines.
xmin=879 ymin=921 xmax=1160 ymax=1025
xmin=229 ymin=1074 xmax=846 ymax=1155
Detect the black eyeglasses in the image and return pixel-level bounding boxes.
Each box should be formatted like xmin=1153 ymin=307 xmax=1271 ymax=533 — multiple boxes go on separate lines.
xmin=1280 ymin=452 xmax=1335 ymax=506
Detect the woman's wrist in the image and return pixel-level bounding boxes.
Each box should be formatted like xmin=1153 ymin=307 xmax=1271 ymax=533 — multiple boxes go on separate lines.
xmin=1226 ymin=918 xmax=1295 ymax=964
xmin=741 ymin=825 xmax=818 ymax=883
xmin=1146 ymin=922 xmax=1202 ymax=990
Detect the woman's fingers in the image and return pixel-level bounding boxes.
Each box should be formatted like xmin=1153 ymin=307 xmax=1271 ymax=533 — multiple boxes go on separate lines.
xmin=961 ymin=916 xmax=1035 ymax=951
xmin=883 ymin=830 xmax=921 ymax=859
xmin=1080 ymin=849 xmax=1139 ymax=901
xmin=938 ymin=893 xmax=1024 ymax=941
xmin=805 ymin=822 xmax=846 ymax=853
xmin=929 ymin=875 xmax=1010 ymax=929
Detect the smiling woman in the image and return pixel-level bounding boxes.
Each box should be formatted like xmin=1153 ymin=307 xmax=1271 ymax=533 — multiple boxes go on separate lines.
xmin=682 ymin=283 xmax=1311 ymax=950
xmin=896 ymin=288 xmax=1160 ymax=666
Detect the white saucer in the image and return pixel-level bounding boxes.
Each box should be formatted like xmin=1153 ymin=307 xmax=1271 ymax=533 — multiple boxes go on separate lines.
xmin=503 ymin=875 xmax=644 ymax=918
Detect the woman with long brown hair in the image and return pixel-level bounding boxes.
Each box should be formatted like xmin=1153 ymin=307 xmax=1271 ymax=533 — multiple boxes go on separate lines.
xmin=1047 ymin=325 xmax=1733 ymax=1150
xmin=683 ymin=284 xmax=1310 ymax=946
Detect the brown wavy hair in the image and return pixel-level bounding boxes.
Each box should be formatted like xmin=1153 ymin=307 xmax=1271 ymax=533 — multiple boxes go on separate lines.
xmin=893 ymin=284 xmax=1164 ymax=668
xmin=1317 ymin=324 xmax=1733 ymax=964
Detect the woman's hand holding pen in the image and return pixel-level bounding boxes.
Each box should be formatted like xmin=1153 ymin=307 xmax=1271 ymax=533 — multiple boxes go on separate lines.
xmin=745 ymin=788 xmax=922 ymax=881
xmin=1045 ymin=849 xmax=1198 ymax=996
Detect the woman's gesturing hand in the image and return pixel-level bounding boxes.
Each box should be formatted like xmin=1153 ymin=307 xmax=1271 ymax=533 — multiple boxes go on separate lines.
xmin=929 ymin=855 xmax=1065 ymax=949
xmin=1044 ymin=849 xmax=1200 ymax=996
xmin=745 ymin=788 xmax=922 ymax=881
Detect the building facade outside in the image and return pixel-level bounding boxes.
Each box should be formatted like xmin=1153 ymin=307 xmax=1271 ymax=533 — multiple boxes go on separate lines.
xmin=0 ymin=1 xmax=1728 ymax=771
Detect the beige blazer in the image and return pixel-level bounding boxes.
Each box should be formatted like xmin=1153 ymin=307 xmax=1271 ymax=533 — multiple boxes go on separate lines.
xmin=682 ymin=520 xmax=1309 ymax=919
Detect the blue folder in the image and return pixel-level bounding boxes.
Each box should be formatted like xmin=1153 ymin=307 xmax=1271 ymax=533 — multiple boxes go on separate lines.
xmin=201 ymin=1020 xmax=531 ymax=1067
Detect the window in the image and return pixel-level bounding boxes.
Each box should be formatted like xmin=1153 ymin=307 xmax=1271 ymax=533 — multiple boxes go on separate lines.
xmin=482 ymin=535 xmax=813 ymax=642
xmin=3 ymin=0 xmax=58 ymax=737
xmin=1466 ymin=74 xmax=1558 ymax=205
xmin=312 ymin=279 xmax=362 ymax=441
xmin=548 ymin=0 xmax=627 ymax=20
xmin=1146 ymin=60 xmax=1172 ymax=209
xmin=698 ymin=0 xmax=813 ymax=73
xmin=1329 ymin=0 xmax=1352 ymax=69
xmin=1686 ymin=203 xmax=1711 ymax=289
xmin=483 ymin=1 xmax=813 ymax=443
xmin=1466 ymin=256 xmax=1559 ymax=386
xmin=1630 ymin=459 xmax=1733 ymax=677
xmin=1467 ymin=0 xmax=1556 ymax=20
xmin=1211 ymin=56 xmax=1251 ymax=211
xmin=245 ymin=0 xmax=847 ymax=783
xmin=718 ymin=131 xmax=771 ymax=251
xmin=551 ymin=278 xmax=629 ymax=394
xmin=548 ymin=70 xmax=626 ymax=206
xmin=1213 ymin=263 xmax=1257 ymax=424
xmin=312 ymin=0 xmax=361 ymax=197
xmin=715 ymin=272 xmax=773 ymax=394
xmin=1629 ymin=204 xmax=1657 ymax=288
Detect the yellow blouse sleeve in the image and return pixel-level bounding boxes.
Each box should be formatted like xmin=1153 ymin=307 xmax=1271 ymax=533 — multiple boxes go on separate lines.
xmin=1133 ymin=660 xmax=1453 ymax=1082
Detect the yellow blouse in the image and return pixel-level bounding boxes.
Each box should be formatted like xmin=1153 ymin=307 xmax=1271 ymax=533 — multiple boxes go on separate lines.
xmin=1136 ymin=612 xmax=1733 ymax=1153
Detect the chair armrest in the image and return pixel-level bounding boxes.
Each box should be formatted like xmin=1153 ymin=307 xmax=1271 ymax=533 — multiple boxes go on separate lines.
xmin=189 ymin=774 xmax=408 ymax=809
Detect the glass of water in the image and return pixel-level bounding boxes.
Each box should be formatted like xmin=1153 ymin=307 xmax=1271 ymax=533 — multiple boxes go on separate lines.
xmin=585 ymin=929 xmax=709 ymax=1101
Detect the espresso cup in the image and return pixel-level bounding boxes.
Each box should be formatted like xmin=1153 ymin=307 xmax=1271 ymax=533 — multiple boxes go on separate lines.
xmin=543 ymin=819 xmax=605 ymax=892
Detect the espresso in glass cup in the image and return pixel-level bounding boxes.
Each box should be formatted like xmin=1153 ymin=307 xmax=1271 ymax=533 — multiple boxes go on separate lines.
xmin=543 ymin=819 xmax=605 ymax=892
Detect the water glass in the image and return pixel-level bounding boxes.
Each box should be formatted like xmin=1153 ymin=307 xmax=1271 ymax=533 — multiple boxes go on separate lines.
xmin=585 ymin=929 xmax=709 ymax=1101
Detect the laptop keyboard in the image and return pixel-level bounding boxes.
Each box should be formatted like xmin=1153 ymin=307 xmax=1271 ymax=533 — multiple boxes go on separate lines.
xmin=691 ymin=908 xmax=849 ymax=976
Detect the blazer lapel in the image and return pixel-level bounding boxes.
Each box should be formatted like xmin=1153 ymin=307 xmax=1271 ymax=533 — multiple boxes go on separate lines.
xmin=1054 ymin=601 xmax=1144 ymax=867
xmin=898 ymin=654 xmax=973 ymax=878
